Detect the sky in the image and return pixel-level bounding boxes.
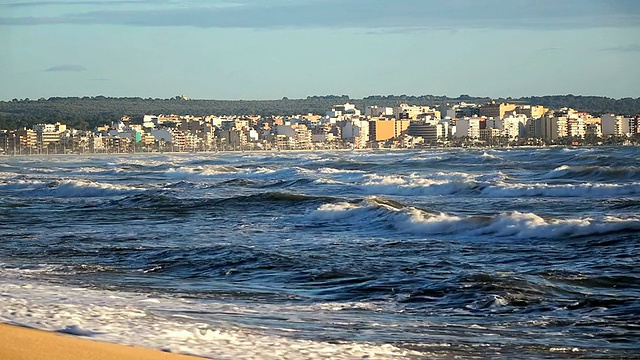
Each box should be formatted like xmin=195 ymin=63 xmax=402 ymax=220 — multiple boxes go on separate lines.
xmin=1 ymin=0 xmax=639 ymax=100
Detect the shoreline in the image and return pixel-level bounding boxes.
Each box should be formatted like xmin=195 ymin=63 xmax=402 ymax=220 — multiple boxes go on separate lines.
xmin=0 ymin=323 xmax=208 ymax=360
xmin=1 ymin=144 xmax=636 ymax=158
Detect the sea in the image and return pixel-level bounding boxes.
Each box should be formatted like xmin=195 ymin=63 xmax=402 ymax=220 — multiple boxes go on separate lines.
xmin=0 ymin=147 xmax=639 ymax=359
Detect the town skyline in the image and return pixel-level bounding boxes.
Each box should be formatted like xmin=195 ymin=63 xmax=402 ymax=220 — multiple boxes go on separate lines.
xmin=2 ymin=98 xmax=639 ymax=156
xmin=1 ymin=0 xmax=639 ymax=101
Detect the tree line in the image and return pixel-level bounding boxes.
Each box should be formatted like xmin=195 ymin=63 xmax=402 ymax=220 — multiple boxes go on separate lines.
xmin=1 ymin=94 xmax=639 ymax=131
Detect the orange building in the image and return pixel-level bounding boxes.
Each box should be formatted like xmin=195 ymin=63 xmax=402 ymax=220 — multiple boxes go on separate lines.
xmin=368 ymin=119 xmax=395 ymax=142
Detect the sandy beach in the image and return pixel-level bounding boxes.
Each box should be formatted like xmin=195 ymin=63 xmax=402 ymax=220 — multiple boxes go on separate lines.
xmin=0 ymin=324 xmax=207 ymax=360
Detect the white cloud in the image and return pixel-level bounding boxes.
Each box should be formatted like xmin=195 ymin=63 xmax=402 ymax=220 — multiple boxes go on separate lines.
xmin=44 ymin=64 xmax=87 ymax=72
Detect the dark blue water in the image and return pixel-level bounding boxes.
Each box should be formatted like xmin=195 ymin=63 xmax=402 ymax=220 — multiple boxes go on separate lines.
xmin=0 ymin=147 xmax=639 ymax=359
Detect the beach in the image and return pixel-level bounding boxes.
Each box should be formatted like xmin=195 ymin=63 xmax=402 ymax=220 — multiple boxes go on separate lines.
xmin=0 ymin=324 xmax=205 ymax=360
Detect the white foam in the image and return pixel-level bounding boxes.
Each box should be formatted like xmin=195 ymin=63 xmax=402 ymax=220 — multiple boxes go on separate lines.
xmin=313 ymin=178 xmax=347 ymax=185
xmin=165 ymin=165 xmax=239 ymax=177
xmin=483 ymin=181 xmax=640 ymax=198
xmin=361 ymin=173 xmax=479 ymax=196
xmin=307 ymin=202 xmax=364 ymax=221
xmin=317 ymin=167 xmax=365 ymax=174
xmin=307 ymin=202 xmax=640 ymax=239
xmin=481 ymin=152 xmax=500 ymax=160
xmin=42 ymin=179 xmax=140 ymax=197
xmin=0 ymin=277 xmax=424 ymax=360
xmin=1 ymin=178 xmax=141 ymax=197
xmin=0 ymin=179 xmax=47 ymax=190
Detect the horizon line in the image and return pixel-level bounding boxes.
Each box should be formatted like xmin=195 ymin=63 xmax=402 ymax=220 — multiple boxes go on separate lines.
xmin=2 ymin=93 xmax=639 ymax=102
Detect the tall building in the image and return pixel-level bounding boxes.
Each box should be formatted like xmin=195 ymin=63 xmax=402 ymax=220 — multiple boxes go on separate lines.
xmin=479 ymin=102 xmax=516 ymax=119
xmin=536 ymin=112 xmax=584 ymax=141
xmin=454 ymin=118 xmax=481 ymax=139
xmin=16 ymin=128 xmax=37 ymax=153
xmin=601 ymin=114 xmax=634 ymax=136
xmin=342 ymin=119 xmax=369 ymax=149
xmin=394 ymin=120 xmax=411 ymax=138
xmin=33 ymin=122 xmax=66 ymax=152
xmin=501 ymin=114 xmax=528 ymax=139
xmin=368 ymin=119 xmax=395 ymax=142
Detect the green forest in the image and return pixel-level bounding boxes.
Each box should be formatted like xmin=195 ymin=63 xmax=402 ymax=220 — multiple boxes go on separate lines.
xmin=1 ymin=94 xmax=639 ymax=131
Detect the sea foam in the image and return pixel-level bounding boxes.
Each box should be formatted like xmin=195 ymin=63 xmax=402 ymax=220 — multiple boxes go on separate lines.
xmin=0 ymin=276 xmax=424 ymax=360
xmin=307 ymin=200 xmax=640 ymax=240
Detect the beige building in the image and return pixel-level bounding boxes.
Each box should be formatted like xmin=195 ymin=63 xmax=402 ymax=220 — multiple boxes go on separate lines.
xmin=537 ymin=112 xmax=585 ymax=140
xmin=16 ymin=128 xmax=37 ymax=152
xmin=516 ymin=105 xmax=547 ymax=119
xmin=394 ymin=120 xmax=411 ymax=138
xmin=33 ymin=122 xmax=66 ymax=151
xmin=480 ymin=128 xmax=501 ymax=142
xmin=396 ymin=104 xmax=438 ymax=120
xmin=480 ymin=102 xmax=517 ymax=119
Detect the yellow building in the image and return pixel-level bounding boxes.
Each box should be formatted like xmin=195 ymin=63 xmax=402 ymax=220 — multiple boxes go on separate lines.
xmin=516 ymin=105 xmax=548 ymax=119
xmin=394 ymin=120 xmax=411 ymax=138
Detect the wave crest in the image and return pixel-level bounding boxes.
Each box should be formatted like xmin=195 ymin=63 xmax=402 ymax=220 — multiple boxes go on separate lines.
xmin=306 ymin=200 xmax=640 ymax=239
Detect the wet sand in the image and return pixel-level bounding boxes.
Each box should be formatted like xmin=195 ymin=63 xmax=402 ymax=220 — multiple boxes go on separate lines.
xmin=0 ymin=324 xmax=207 ymax=360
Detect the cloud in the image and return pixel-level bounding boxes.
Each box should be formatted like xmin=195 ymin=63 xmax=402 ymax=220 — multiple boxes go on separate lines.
xmin=1 ymin=0 xmax=639 ymax=30
xmin=601 ymin=44 xmax=640 ymax=52
xmin=45 ymin=64 xmax=87 ymax=72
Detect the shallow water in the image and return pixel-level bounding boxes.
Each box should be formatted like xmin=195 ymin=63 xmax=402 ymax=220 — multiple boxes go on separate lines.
xmin=1 ymin=147 xmax=639 ymax=359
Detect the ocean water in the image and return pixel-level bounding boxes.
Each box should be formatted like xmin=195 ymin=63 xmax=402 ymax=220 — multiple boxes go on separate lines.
xmin=0 ymin=147 xmax=639 ymax=359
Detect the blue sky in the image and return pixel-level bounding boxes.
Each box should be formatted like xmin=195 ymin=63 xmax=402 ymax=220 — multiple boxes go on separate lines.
xmin=1 ymin=0 xmax=639 ymax=100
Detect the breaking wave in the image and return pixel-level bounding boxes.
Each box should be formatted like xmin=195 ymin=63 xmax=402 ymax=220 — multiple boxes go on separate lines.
xmin=482 ymin=181 xmax=640 ymax=198
xmin=359 ymin=173 xmax=640 ymax=197
xmin=306 ymin=198 xmax=640 ymax=239
xmin=542 ymin=165 xmax=640 ymax=181
xmin=1 ymin=179 xmax=140 ymax=198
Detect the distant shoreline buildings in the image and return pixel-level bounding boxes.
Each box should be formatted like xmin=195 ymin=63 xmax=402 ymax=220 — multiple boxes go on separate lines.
xmin=1 ymin=100 xmax=639 ymax=155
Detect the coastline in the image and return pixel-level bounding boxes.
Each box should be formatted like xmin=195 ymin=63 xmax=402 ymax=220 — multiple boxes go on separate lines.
xmin=2 ymin=144 xmax=636 ymax=158
xmin=0 ymin=323 xmax=208 ymax=360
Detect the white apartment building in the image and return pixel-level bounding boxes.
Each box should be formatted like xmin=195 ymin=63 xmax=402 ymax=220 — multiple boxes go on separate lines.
xmin=396 ymin=104 xmax=440 ymax=120
xmin=454 ymin=117 xmax=481 ymax=139
xmin=502 ymin=114 xmax=529 ymax=139
xmin=365 ymin=106 xmax=394 ymax=117
xmin=568 ymin=117 xmax=586 ymax=138
xmin=342 ymin=119 xmax=369 ymax=149
xmin=33 ymin=122 xmax=67 ymax=149
xmin=327 ymin=103 xmax=361 ymax=121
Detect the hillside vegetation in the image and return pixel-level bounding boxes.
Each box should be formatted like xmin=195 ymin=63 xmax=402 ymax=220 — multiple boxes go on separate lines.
xmin=1 ymin=94 xmax=638 ymax=130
